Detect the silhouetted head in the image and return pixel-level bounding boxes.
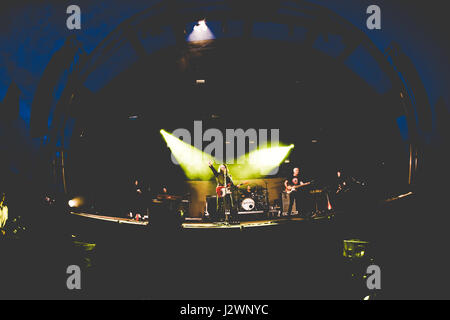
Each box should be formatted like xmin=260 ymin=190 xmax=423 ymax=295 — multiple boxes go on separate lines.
xmin=219 ymin=164 xmax=227 ymax=174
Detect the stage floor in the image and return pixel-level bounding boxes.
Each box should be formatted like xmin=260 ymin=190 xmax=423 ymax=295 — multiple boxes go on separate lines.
xmin=70 ymin=211 xmax=335 ymax=229
xmin=183 ymin=213 xmax=334 ymax=229
xmin=69 ymin=212 xmax=149 ymax=226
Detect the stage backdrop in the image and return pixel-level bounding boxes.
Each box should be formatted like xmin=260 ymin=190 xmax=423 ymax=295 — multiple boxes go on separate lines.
xmin=185 ymin=177 xmax=286 ymax=217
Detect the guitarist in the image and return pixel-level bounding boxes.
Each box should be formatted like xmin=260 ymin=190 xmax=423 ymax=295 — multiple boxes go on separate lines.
xmin=208 ymin=161 xmax=238 ymax=223
xmin=284 ymin=167 xmax=311 ymax=217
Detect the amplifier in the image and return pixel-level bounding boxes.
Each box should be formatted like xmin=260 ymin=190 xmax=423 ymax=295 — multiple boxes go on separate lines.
xmin=205 ymin=195 xmax=217 ymax=218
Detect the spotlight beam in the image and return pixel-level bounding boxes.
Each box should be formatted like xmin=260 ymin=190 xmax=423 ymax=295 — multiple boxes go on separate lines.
xmin=161 ymin=130 xmax=293 ymax=180
xmin=160 ymin=129 xmax=216 ymax=180
xmin=233 ymin=144 xmax=294 ymax=178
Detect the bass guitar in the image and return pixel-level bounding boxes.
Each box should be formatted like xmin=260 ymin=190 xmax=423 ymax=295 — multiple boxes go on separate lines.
xmin=285 ymin=180 xmax=313 ymax=194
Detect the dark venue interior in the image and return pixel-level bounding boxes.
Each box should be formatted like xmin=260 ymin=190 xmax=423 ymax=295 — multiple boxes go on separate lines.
xmin=67 ymin=38 xmax=408 ymax=214
xmin=0 ymin=0 xmax=449 ymax=300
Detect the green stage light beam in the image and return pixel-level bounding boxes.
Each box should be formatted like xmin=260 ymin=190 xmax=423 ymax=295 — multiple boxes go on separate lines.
xmin=160 ymin=129 xmax=216 ymax=180
xmin=233 ymin=144 xmax=294 ymax=178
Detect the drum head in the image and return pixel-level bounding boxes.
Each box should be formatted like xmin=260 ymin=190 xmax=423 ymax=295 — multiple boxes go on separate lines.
xmin=241 ymin=198 xmax=255 ymax=211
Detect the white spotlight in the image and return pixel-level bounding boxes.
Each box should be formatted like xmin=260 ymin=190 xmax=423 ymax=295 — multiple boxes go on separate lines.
xmin=68 ymin=197 xmax=83 ymax=208
xmin=187 ymin=19 xmax=215 ymax=42
xmin=196 ymin=19 xmax=208 ymax=32
xmin=68 ymin=199 xmax=77 ymax=207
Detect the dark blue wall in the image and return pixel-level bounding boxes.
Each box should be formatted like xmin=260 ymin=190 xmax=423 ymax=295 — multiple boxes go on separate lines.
xmin=0 ymin=0 xmax=448 ymax=184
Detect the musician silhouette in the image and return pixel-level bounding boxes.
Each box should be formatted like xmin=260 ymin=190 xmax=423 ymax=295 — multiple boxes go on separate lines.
xmin=208 ymin=161 xmax=237 ymax=223
xmin=284 ymin=167 xmax=310 ymax=217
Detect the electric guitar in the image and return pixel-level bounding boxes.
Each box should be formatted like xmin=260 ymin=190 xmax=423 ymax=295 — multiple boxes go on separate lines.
xmin=216 ymin=181 xmax=249 ymax=198
xmin=285 ymin=180 xmax=313 ymax=194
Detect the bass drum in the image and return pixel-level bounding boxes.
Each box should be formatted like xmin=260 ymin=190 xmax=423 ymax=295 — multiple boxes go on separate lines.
xmin=241 ymin=198 xmax=256 ymax=211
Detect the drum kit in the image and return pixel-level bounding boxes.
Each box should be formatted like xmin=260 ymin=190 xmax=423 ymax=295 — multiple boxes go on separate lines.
xmin=238 ymin=186 xmax=268 ymax=214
